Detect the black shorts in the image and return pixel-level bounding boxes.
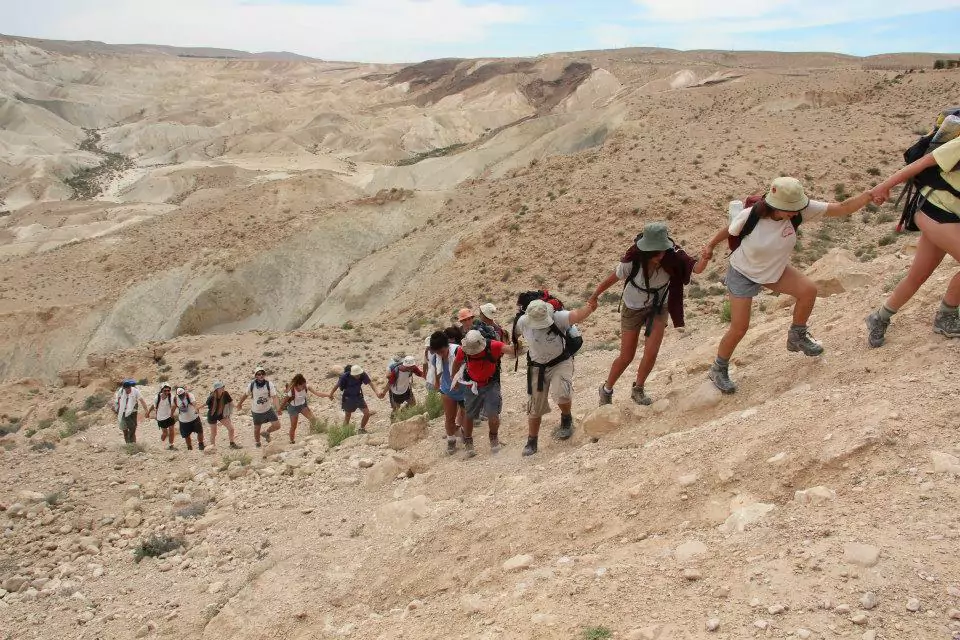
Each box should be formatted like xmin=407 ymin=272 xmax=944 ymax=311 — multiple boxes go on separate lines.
xmin=157 ymin=417 xmax=175 ymax=429
xmin=179 ymin=418 xmax=203 ymax=439
xmin=920 ymin=197 xmax=960 ymax=223
xmin=389 ymin=389 xmax=413 ymax=409
xmin=207 ymin=414 xmax=223 ymax=425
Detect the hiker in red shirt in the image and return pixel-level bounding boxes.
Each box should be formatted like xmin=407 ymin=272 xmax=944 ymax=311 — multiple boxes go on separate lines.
xmin=452 ymin=329 xmax=517 ymax=458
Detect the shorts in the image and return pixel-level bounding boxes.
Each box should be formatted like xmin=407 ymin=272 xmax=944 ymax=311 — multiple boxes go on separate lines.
xmin=342 ymin=397 xmax=367 ymax=413
xmin=464 ymin=382 xmax=502 ymax=422
xmin=389 ymin=389 xmax=413 ymax=409
xmin=725 ymin=266 xmax=763 ymax=298
xmin=157 ymin=417 xmax=175 ymax=430
xmin=179 ymin=418 xmax=203 ymax=439
xmin=286 ymin=403 xmax=308 ymax=417
xmin=920 ymin=198 xmax=960 ymax=224
xmin=119 ymin=413 xmax=138 ymax=431
xmin=527 ymin=358 xmax=574 ymax=417
xmin=207 ymin=414 xmax=223 ymax=425
xmin=252 ymin=409 xmax=279 ymax=426
xmin=621 ymin=305 xmax=667 ymax=333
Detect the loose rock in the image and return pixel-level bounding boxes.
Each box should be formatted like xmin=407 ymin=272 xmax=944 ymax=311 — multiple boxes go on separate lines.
xmin=502 ymin=554 xmax=534 ymax=572
xmin=843 ymin=542 xmax=880 ymax=567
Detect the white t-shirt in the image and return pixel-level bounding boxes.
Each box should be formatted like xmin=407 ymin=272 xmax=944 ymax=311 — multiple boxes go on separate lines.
xmin=249 ymin=380 xmax=276 ymax=414
xmin=517 ymin=310 xmax=573 ymax=365
xmin=288 ymin=387 xmax=308 ymax=407
xmin=175 ymin=393 xmax=199 ymax=423
xmin=425 ymin=351 xmax=437 ymax=389
xmin=615 ymin=262 xmax=671 ymax=310
xmin=390 ymin=368 xmax=417 ymax=395
xmin=729 ymin=200 xmax=828 ymax=283
xmin=114 ymin=388 xmax=142 ymax=417
xmin=153 ymin=394 xmax=174 ymax=421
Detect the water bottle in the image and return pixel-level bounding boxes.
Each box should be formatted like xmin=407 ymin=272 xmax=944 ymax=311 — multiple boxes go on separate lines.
xmin=932 ymin=115 xmax=960 ymax=144
xmin=567 ymin=325 xmax=581 ymax=339
xmin=728 ymin=200 xmax=744 ymax=224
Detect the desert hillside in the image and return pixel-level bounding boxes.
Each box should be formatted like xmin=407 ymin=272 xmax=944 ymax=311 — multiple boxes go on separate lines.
xmin=1 ymin=34 xmax=960 ymax=640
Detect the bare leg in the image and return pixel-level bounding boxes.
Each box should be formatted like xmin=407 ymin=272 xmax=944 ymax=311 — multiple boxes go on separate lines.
xmin=289 ymin=413 xmax=299 ymax=443
xmin=916 ymin=212 xmax=960 ymax=306
xmin=209 ymin=424 xmax=218 ymax=447
xmin=221 ymin=417 xmax=236 ymax=445
xmin=442 ymin=395 xmax=459 ymax=437
xmin=184 ymin=434 xmax=193 ymax=451
xmin=359 ymin=408 xmax=372 ymax=432
xmin=885 ymin=233 xmax=946 ymax=311
xmin=717 ymin=295 xmax=754 ymax=360
xmin=635 ymin=316 xmax=667 ymax=387
xmin=604 ymin=330 xmax=639 ymax=389
xmin=254 ymin=424 xmax=262 ymax=445
xmin=767 ymin=265 xmax=818 ymax=325
xmin=167 ymin=426 xmax=177 ymax=447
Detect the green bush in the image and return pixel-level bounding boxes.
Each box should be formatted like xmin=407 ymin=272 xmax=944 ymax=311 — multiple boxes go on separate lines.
xmin=83 ymin=393 xmax=110 ymax=411
xmin=134 ymin=535 xmax=182 ymax=563
xmin=218 ymin=450 xmax=252 ymax=471
xmin=327 ymin=424 xmax=356 ymax=448
xmin=582 ymin=627 xmax=612 ymax=640
xmin=719 ymin=299 xmax=732 ymax=323
xmin=309 ymin=418 xmax=332 ymax=435
xmin=878 ymin=232 xmax=897 ymax=247
xmin=391 ymin=390 xmax=445 ymax=423
xmin=123 ymin=443 xmax=146 ymax=455
xmin=30 ymin=441 xmax=55 ymax=452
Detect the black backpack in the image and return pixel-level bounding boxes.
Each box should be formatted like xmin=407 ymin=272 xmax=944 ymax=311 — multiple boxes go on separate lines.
xmin=510 ymin=290 xmax=583 ymax=370
xmin=897 ymin=106 xmax=960 ymax=232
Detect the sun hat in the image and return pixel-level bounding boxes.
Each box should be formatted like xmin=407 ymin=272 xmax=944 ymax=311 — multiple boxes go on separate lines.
xmin=764 ymin=177 xmax=809 ymax=212
xmin=213 ymin=381 xmax=224 ymax=390
xmin=176 ymin=387 xmax=185 ymax=395
xmin=457 ymin=308 xmax=476 ymax=322
xmin=350 ymin=365 xmax=364 ymax=377
xmin=254 ymin=366 xmax=266 ymax=375
xmin=402 ymin=355 xmax=417 ymax=367
xmin=479 ymin=303 xmax=498 ymax=319
xmin=160 ymin=383 xmax=171 ymax=391
xmin=523 ymin=299 xmax=555 ymax=330
xmin=635 ymin=221 xmax=672 ymax=252
xmin=461 ymin=329 xmax=487 ymax=356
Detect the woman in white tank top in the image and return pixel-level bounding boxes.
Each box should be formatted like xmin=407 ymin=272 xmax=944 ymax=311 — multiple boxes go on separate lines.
xmin=282 ymin=373 xmax=325 ymax=444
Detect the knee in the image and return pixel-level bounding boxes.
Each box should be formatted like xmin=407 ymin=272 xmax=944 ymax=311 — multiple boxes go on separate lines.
xmin=798 ymin=282 xmax=818 ymax=302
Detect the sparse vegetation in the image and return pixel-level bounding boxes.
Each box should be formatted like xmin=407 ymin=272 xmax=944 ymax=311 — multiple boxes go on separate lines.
xmin=341 ymin=321 xmax=355 ymax=330
xmin=29 ymin=441 xmax=56 ymax=452
xmin=83 ymin=393 xmax=110 ymax=411
xmin=174 ymin=501 xmax=209 ymax=519
xmin=309 ymin=418 xmax=332 ymax=435
xmin=327 ymin=423 xmax=356 ymax=448
xmin=878 ymin=232 xmax=897 ymax=247
xmin=134 ymin=534 xmax=183 ymax=563
xmin=582 ymin=626 xmax=612 ymax=640
xmin=719 ymin=299 xmax=732 ymax=323
xmin=391 ymin=390 xmax=444 ymax=423
xmin=396 ymin=143 xmax=466 ymax=166
xmin=123 ymin=443 xmax=146 ymax=455
xmin=65 ymin=129 xmax=134 ymax=199
xmin=219 ymin=450 xmax=252 ymax=470
xmin=183 ymin=359 xmax=202 ymax=377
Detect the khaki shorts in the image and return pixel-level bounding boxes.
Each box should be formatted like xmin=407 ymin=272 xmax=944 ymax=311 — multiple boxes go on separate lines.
xmin=526 ymin=358 xmax=574 ymax=417
xmin=621 ymin=306 xmax=667 ymax=333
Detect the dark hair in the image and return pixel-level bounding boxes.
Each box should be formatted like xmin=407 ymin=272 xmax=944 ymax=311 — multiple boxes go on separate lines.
xmin=429 ymin=331 xmax=450 ymax=352
xmin=753 ymin=198 xmax=774 ymax=219
xmin=635 ymin=249 xmax=666 ymax=286
xmin=290 ymin=373 xmax=306 ymax=389
xmin=443 ymin=325 xmax=464 ymax=345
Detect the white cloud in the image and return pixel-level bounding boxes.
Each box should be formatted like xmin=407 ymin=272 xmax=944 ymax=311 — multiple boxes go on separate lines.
xmin=0 ymin=0 xmax=531 ymax=62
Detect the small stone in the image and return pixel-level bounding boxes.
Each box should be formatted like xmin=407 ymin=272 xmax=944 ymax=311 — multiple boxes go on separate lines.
xmin=948 ymin=608 xmax=960 ymax=620
xmin=862 ymin=631 xmax=877 ymax=640
xmin=77 ymin=610 xmax=95 ymax=624
xmin=135 ymin=624 xmax=150 ymax=638
xmin=706 ymin=618 xmax=720 ymax=632
xmin=851 ymin=613 xmax=867 ymax=625
xmin=834 ymin=604 xmax=851 ymax=614
xmin=844 ymin=542 xmax=881 ymax=567
xmin=677 ymin=473 xmax=699 ymax=487
xmin=582 ymin=405 xmax=623 ymax=438
xmin=796 ymin=629 xmax=812 ymax=640
xmin=358 ymin=458 xmax=375 ymax=469
xmin=208 ymin=581 xmax=225 ymax=594
xmin=388 ymin=414 xmax=429 ymax=450
xmin=712 ymin=585 xmax=731 ymax=599
xmin=754 ymin=619 xmax=768 ymax=630
xmin=675 ymin=540 xmax=708 ymax=563
xmin=767 ymin=452 xmax=787 ymax=464
xmin=907 ymin=598 xmax=921 ymax=612
xmin=861 ymin=592 xmax=878 ymax=610
xmin=767 ymin=603 xmax=786 ymax=615
xmin=531 ymin=613 xmax=558 ymax=626
xmin=794 ymin=486 xmax=837 ymax=505
xmin=721 ymin=502 xmax=776 ymax=533
xmin=502 ymin=554 xmax=534 ymax=572
xmin=683 ymin=568 xmax=702 ymax=581
xmin=930 ymin=451 xmax=960 ymax=474
xmin=406 ymin=599 xmax=423 ymax=611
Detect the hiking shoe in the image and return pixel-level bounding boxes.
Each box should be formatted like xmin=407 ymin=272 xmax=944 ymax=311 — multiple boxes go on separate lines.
xmin=631 ymin=383 xmax=652 ymax=406
xmin=490 ymin=440 xmax=502 ymax=455
xmin=522 ymin=438 xmax=538 ymax=457
xmin=229 ymin=442 xmax=242 ymax=450
xmin=167 ymin=445 xmax=176 ymax=451
xmin=708 ymin=363 xmax=737 ymax=395
xmin=255 ymin=442 xmax=261 ymax=448
xmin=865 ymin=311 xmax=890 ymax=348
xmin=262 ymin=431 xmax=271 ymax=444
xmin=598 ymin=384 xmax=613 ymax=406
xmin=787 ymin=326 xmax=824 ymax=356
xmin=463 ymin=440 xmax=476 ymax=459
xmin=357 ymin=427 xmax=368 ymax=435
xmin=446 ymin=439 xmax=457 ymax=455
xmin=198 ymin=442 xmax=205 ymax=451
xmin=933 ymin=309 xmax=960 ymax=338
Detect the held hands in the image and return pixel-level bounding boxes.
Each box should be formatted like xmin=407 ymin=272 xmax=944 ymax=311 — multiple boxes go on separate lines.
xmin=869 ymin=185 xmax=890 ymax=206
xmin=586 ymin=297 xmax=598 ymax=312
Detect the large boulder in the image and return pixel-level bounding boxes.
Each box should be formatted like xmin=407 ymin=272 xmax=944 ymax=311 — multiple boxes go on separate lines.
xmin=388 ymin=414 xmax=429 ymax=450
xmin=582 ymin=405 xmax=623 ymax=438
xmin=805 ymin=249 xmax=871 ymax=297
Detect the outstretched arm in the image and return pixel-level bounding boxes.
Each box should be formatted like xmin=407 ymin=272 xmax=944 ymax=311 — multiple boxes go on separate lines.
xmin=701 ymin=225 xmax=731 ymax=265
xmin=825 ymin=191 xmax=873 ymax=217
xmin=870 ymin=153 xmax=939 ymax=204
xmin=567 ymin=299 xmax=598 ymax=324
xmin=236 ymin=393 xmax=248 ymax=410
xmin=588 ymin=272 xmax=619 ymax=306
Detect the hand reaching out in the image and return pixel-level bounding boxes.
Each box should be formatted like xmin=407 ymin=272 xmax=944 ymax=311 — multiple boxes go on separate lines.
xmin=870 ymin=185 xmax=890 ymax=206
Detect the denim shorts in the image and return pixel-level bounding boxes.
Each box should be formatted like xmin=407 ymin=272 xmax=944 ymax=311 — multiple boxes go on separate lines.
xmin=286 ymin=403 xmax=308 ymax=417
xmin=725 ymin=266 xmax=763 ymax=298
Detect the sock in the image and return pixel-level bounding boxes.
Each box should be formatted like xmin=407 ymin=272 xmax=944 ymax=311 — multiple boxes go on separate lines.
xmin=879 ymin=305 xmax=897 ymax=322
xmin=560 ymin=413 xmax=572 ymax=428
xmin=789 ymin=323 xmax=806 ymax=332
xmin=602 ymin=384 xmax=613 ymax=394
xmin=715 ymin=356 xmax=729 ymax=369
xmin=940 ymin=301 xmax=959 ymax=314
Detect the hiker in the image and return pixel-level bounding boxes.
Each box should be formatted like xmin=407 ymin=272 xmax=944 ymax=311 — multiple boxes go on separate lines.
xmin=457 ymin=308 xmax=476 ymax=335
xmin=387 ymin=356 xmax=425 ymax=415
xmin=281 ymin=374 xmax=324 ymax=444
xmin=328 ymin=365 xmax=384 ymax=434
xmin=590 ymin=222 xmax=705 ymax=406
xmin=865 ymin=134 xmax=960 ymax=346
xmin=700 ymin=177 xmax=872 ymax=393
xmin=236 ymin=366 xmax=281 ymax=447
xmin=444 ymin=324 xmax=465 ymax=345
xmin=113 ymin=379 xmax=148 ymax=444
xmin=515 ymin=298 xmax=597 ymax=456
xmin=147 ymin=383 xmax=177 ymax=449
xmin=451 ymin=329 xmax=518 ymax=457
xmin=475 ymin=303 xmax=510 ymax=342
xmin=205 ymin=382 xmax=240 ymax=449
xmin=428 ymin=331 xmax=467 ymax=454
xmin=173 ymin=387 xmax=205 ymax=451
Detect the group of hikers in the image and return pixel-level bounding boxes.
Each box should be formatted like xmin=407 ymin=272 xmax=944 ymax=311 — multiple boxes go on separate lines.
xmin=112 ymin=114 xmax=960 ymax=458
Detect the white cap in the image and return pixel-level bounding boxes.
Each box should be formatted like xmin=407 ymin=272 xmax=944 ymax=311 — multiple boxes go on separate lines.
xmin=350 ymin=365 xmax=364 ymax=377
xmin=176 ymin=387 xmax=186 ymax=395
xmin=479 ymin=303 xmax=498 ymax=319
xmin=402 ymin=355 xmax=417 ymax=367
xmin=461 ymin=329 xmax=487 ymax=356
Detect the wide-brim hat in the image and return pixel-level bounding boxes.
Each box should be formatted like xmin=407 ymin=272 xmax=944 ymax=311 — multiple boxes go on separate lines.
xmin=402 ymin=356 xmax=417 ymax=367
xmin=457 ymin=308 xmax=476 ymax=322
xmin=254 ymin=366 xmax=266 ymax=375
xmin=350 ymin=365 xmax=364 ymax=377
xmin=213 ymin=381 xmax=225 ymax=390
xmin=461 ymin=330 xmax=487 ymax=356
xmin=764 ymin=176 xmax=809 ymax=212
xmin=635 ymin=222 xmax=672 ymax=252
xmin=524 ymin=299 xmax=555 ymax=330
xmin=479 ymin=303 xmax=498 ymax=318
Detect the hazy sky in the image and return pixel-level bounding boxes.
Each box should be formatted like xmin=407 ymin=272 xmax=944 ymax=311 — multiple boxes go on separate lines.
xmin=3 ymin=0 xmax=959 ymax=62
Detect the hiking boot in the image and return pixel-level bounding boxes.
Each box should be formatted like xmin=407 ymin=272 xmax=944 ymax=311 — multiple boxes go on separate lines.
xmin=357 ymin=427 xmax=368 ymax=435
xmin=522 ymin=438 xmax=538 ymax=457
xmin=631 ymin=383 xmax=652 ymax=406
xmin=933 ymin=308 xmax=960 ymax=338
xmin=229 ymin=442 xmax=242 ymax=450
xmin=261 ymin=431 xmax=271 ymax=444
xmin=255 ymin=441 xmax=261 ymax=448
xmin=167 ymin=445 xmax=176 ymax=451
xmin=198 ymin=442 xmax=205 ymax=451
xmin=598 ymin=384 xmax=613 ymax=406
xmin=463 ymin=439 xmax=476 ymax=459
xmin=490 ymin=439 xmax=502 ymax=455
xmin=786 ymin=326 xmax=824 ymax=356
xmin=446 ymin=439 xmax=457 ymax=455
xmin=708 ymin=363 xmax=737 ymax=395
xmin=555 ymin=414 xmax=573 ymax=440
xmin=865 ymin=311 xmax=890 ymax=348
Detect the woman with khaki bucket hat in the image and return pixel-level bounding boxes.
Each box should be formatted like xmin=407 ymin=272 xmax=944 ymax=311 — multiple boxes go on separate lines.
xmin=700 ymin=177 xmax=872 ymax=393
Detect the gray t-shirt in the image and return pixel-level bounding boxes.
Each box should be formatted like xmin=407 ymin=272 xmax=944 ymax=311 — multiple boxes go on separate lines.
xmin=615 ymin=262 xmax=670 ymax=310
xmin=517 ymin=310 xmax=573 ymax=364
